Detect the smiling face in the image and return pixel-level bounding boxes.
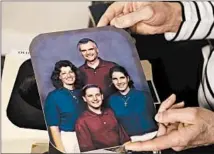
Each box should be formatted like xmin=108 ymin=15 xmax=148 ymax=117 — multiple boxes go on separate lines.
xmin=83 ymin=87 xmax=103 ymax=109
xmin=59 ymin=66 xmax=76 ymax=87
xmin=112 ymin=71 xmax=130 ymax=92
xmin=79 ymin=41 xmax=99 ymax=62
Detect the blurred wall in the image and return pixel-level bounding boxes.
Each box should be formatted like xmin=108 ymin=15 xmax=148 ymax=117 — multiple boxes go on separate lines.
xmin=2 ymin=2 xmax=91 ymax=55
xmin=2 ymin=2 xmax=91 ymax=153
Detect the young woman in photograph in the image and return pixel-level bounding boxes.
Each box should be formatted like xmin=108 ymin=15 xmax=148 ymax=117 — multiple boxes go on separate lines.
xmin=44 ymin=60 xmax=85 ymax=153
xmin=108 ymin=65 xmax=157 ymax=136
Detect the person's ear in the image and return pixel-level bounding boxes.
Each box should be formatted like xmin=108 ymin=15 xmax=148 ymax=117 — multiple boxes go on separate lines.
xmin=101 ymin=94 xmax=104 ymax=100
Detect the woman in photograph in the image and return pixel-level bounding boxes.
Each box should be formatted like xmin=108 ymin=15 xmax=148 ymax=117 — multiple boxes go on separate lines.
xmin=108 ymin=65 xmax=157 ymax=136
xmin=44 ymin=60 xmax=85 ymax=153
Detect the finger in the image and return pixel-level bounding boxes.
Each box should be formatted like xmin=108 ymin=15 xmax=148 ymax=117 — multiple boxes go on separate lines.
xmin=130 ymin=21 xmax=177 ymax=35
xmin=162 ymin=102 xmax=185 ymax=126
xmin=125 ymin=125 xmax=197 ymax=152
xmin=155 ymin=108 xmax=198 ymax=124
xmin=178 ymin=122 xmax=184 ymax=129
xmin=170 ymin=101 xmax=185 ymax=109
xmin=125 ymin=130 xmax=185 ymax=151
xmin=172 ymin=143 xmax=199 ymax=151
xmin=166 ymin=123 xmax=179 ymax=134
xmin=157 ymin=95 xmax=179 ymax=127
xmin=171 ymin=126 xmax=199 ymax=152
xmin=110 ymin=5 xmax=154 ymax=28
xmin=162 ymin=101 xmax=185 ymax=127
xmin=97 ymin=2 xmax=125 ymax=27
xmin=158 ymin=94 xmax=176 ymax=112
xmin=172 ymin=146 xmax=186 ymax=151
xmin=157 ymin=123 xmax=166 ymax=137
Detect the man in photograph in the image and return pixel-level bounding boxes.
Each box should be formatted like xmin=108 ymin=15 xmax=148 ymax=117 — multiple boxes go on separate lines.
xmin=75 ymin=84 xmax=130 ymax=152
xmin=77 ymin=38 xmax=118 ymax=100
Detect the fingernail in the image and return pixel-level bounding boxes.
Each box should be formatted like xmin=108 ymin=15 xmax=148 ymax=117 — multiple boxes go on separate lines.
xmin=155 ymin=113 xmax=160 ymax=121
xmin=169 ymin=94 xmax=175 ymax=99
xmin=166 ymin=95 xmax=173 ymax=102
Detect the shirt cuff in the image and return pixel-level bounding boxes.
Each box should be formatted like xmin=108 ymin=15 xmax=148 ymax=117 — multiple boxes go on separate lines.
xmin=164 ymin=1 xmax=214 ymax=41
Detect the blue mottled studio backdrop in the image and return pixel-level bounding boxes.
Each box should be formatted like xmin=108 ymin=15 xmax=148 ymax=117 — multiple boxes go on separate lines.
xmin=30 ymin=26 xmax=151 ymax=104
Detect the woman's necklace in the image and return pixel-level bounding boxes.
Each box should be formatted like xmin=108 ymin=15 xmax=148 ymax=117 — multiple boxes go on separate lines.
xmin=121 ymin=96 xmax=130 ymax=107
xmin=69 ymin=90 xmax=79 ymax=103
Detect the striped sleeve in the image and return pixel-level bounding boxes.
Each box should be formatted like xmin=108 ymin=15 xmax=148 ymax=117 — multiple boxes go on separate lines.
xmin=198 ymin=45 xmax=214 ymax=111
xmin=164 ymin=1 xmax=214 ymax=41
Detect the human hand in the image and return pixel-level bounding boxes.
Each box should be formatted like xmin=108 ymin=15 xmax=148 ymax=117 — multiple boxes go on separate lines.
xmin=156 ymin=94 xmax=185 ymax=137
xmin=97 ymin=2 xmax=183 ymax=35
xmin=125 ymin=107 xmax=214 ymax=151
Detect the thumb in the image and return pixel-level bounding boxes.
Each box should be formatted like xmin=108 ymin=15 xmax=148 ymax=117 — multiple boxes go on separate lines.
xmin=155 ymin=108 xmax=197 ymax=124
xmin=158 ymin=94 xmax=176 ymax=113
xmin=110 ymin=5 xmax=154 ymax=28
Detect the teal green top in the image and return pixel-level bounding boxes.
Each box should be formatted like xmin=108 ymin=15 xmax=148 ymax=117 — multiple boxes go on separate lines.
xmin=108 ymin=88 xmax=157 ymax=136
xmin=44 ymin=88 xmax=85 ymax=131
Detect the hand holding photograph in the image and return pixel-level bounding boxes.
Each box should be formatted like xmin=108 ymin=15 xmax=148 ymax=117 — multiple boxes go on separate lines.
xmin=30 ymin=26 xmax=158 ymax=153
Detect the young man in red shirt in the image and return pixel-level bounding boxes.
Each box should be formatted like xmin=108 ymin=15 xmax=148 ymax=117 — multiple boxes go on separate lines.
xmin=75 ymin=84 xmax=130 ymax=152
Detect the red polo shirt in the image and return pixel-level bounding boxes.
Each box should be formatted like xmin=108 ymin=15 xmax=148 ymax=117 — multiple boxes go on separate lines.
xmin=79 ymin=58 xmax=116 ymax=98
xmin=75 ymin=108 xmax=130 ymax=152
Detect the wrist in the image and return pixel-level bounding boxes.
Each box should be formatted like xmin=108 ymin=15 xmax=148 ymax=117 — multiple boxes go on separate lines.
xmin=168 ymin=2 xmax=183 ymax=33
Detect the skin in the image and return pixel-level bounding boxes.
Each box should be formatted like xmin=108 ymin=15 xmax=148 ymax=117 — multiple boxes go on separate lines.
xmin=97 ymin=2 xmax=182 ymax=35
xmin=50 ymin=126 xmax=66 ymax=153
xmin=83 ymin=87 xmax=104 ymax=114
xmin=79 ymin=41 xmax=100 ymax=69
xmin=98 ymin=1 xmax=214 ymax=151
xmin=111 ymin=71 xmax=130 ymax=95
xmin=125 ymin=94 xmax=214 ymax=151
xmin=59 ymin=66 xmax=76 ymax=90
xmin=50 ymin=66 xmax=76 ymax=153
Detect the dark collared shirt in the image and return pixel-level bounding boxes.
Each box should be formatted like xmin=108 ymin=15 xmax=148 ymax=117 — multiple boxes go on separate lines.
xmin=79 ymin=58 xmax=116 ymax=98
xmin=75 ymin=108 xmax=130 ymax=152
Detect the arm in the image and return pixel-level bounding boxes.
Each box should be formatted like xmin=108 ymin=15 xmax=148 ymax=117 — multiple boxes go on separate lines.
xmin=44 ymin=93 xmax=65 ymax=152
xmin=165 ymin=1 xmax=214 ymax=41
xmin=49 ymin=126 xmax=66 ymax=153
xmin=75 ymin=120 xmax=95 ymax=152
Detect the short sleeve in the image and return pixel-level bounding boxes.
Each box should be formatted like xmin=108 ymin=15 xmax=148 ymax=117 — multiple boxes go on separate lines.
xmin=44 ymin=93 xmax=60 ymax=126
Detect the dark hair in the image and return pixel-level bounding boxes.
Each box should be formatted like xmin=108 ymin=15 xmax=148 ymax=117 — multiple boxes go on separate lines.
xmin=51 ymin=60 xmax=83 ymax=89
xmin=109 ymin=65 xmax=134 ymax=88
xmin=77 ymin=38 xmax=98 ymax=50
xmin=82 ymin=84 xmax=103 ymax=97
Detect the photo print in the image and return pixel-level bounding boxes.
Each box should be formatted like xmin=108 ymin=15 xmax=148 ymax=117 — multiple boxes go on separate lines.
xmin=30 ymin=26 xmax=158 ymax=153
